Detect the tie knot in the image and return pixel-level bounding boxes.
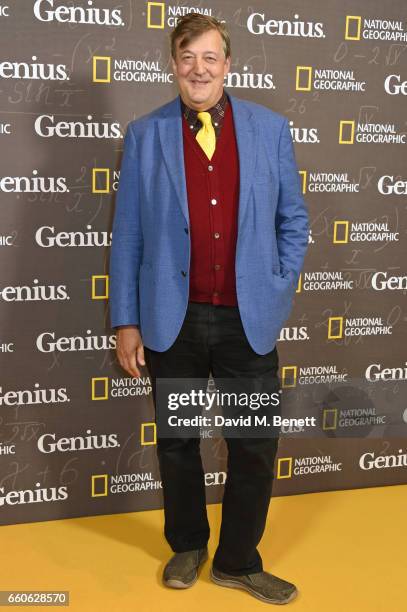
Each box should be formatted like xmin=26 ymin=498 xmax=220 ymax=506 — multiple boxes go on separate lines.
xmin=197 ymin=111 xmax=212 ymax=128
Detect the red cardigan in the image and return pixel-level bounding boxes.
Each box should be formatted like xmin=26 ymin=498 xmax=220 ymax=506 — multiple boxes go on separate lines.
xmin=182 ymin=101 xmax=240 ymax=306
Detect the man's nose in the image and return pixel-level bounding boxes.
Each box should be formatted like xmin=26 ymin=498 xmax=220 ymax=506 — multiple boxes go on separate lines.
xmin=193 ymin=58 xmax=206 ymax=74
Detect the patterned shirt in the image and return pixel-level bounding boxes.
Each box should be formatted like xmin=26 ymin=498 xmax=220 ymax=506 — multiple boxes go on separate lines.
xmin=180 ymin=90 xmax=228 ymax=139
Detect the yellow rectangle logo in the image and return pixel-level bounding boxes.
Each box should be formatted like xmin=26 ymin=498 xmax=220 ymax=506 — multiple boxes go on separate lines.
xmin=147 ymin=2 xmax=165 ymax=28
xmin=92 ymin=377 xmax=109 ymax=400
xmin=295 ymin=66 xmax=312 ymax=91
xmin=141 ymin=422 xmax=157 ymax=445
xmin=339 ymin=120 xmax=355 ymax=144
xmin=92 ymin=275 xmax=109 ymax=300
xmin=299 ymin=170 xmax=307 ymax=194
xmin=322 ymin=408 xmax=338 ymax=430
xmin=91 ymin=474 xmax=108 ymax=497
xmin=277 ymin=457 xmax=292 ymax=479
xmin=328 ymin=316 xmax=344 ymax=339
xmin=281 ymin=366 xmax=297 ymax=388
xmin=345 ymin=16 xmax=362 ymax=40
xmin=92 ymin=56 xmax=111 ymax=83
xmin=296 ymin=273 xmax=302 ymax=293
xmin=333 ymin=220 xmax=349 ymax=244
xmin=92 ymin=168 xmax=110 ymax=194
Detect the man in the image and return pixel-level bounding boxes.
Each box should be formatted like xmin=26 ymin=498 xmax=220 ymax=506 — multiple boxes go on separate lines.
xmin=109 ymin=13 xmax=308 ymax=605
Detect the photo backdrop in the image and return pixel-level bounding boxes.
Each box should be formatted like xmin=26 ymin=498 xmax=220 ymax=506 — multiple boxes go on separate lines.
xmin=0 ymin=1 xmax=406 ymax=526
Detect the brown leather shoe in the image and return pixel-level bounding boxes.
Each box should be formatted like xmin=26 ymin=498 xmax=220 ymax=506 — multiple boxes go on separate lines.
xmin=163 ymin=547 xmax=208 ymax=589
xmin=210 ymin=565 xmax=298 ymax=604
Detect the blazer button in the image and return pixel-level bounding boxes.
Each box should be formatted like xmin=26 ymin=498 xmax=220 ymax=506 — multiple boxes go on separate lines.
xmin=181 ymin=270 xmax=187 ymax=277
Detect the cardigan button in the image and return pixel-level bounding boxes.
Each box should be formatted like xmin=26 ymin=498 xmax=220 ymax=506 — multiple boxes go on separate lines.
xmin=184 ymin=227 xmax=189 ymax=234
xmin=181 ymin=270 xmax=187 ymax=277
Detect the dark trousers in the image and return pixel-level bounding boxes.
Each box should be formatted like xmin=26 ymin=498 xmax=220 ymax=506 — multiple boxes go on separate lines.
xmin=144 ymin=301 xmax=280 ymax=576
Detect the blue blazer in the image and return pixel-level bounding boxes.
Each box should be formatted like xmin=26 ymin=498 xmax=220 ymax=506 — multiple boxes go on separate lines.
xmin=109 ymin=90 xmax=309 ymax=355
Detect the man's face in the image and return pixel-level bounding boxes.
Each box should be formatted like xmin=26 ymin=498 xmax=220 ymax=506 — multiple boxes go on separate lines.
xmin=172 ymin=29 xmax=231 ymax=110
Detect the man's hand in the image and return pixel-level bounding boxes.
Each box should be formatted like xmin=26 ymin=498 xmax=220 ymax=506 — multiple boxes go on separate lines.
xmin=115 ymin=325 xmax=146 ymax=378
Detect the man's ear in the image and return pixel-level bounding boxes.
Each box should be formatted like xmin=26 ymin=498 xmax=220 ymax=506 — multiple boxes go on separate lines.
xmin=171 ymin=56 xmax=178 ymax=76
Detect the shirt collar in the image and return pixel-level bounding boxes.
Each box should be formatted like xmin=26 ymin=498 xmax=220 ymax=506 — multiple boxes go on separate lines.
xmin=180 ymin=90 xmax=228 ymax=126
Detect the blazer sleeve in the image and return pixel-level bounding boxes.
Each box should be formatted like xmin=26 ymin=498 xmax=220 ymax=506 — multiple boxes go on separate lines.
xmin=275 ymin=117 xmax=309 ymax=286
xmin=109 ymin=122 xmax=143 ymax=328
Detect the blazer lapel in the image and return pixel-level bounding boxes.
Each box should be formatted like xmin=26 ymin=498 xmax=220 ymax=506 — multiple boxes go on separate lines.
xmin=227 ymin=92 xmax=257 ymax=233
xmin=157 ymin=96 xmax=190 ymax=226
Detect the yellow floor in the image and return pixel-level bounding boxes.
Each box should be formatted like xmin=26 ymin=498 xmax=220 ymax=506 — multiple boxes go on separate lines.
xmin=1 ymin=484 xmax=405 ymax=611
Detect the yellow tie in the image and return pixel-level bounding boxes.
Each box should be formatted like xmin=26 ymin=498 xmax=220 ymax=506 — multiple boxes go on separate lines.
xmin=196 ymin=111 xmax=216 ymax=160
